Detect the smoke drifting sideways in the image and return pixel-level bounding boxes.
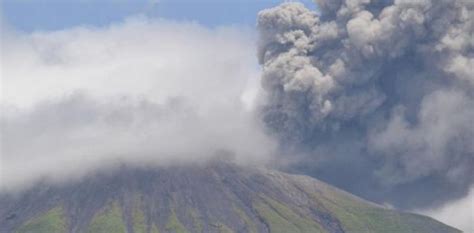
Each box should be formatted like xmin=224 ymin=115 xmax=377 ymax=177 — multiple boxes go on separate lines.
xmin=0 ymin=18 xmax=276 ymax=192
xmin=257 ymin=0 xmax=474 ymax=209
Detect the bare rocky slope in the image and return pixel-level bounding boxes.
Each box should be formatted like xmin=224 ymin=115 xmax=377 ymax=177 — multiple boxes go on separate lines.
xmin=0 ymin=162 xmax=461 ymax=233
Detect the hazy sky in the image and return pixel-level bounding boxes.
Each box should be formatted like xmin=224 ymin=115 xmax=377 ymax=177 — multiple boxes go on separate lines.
xmin=1 ymin=0 xmax=316 ymax=31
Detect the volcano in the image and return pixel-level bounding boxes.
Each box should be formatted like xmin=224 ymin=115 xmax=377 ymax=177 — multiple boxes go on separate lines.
xmin=0 ymin=162 xmax=461 ymax=233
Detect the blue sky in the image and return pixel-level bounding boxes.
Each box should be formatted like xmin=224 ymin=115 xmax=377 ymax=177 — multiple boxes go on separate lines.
xmin=1 ymin=0 xmax=317 ymax=31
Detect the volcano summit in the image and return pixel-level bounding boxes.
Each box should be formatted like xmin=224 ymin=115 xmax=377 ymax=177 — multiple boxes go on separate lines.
xmin=0 ymin=162 xmax=461 ymax=233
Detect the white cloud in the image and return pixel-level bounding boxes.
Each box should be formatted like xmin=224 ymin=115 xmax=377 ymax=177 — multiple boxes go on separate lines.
xmin=420 ymin=187 xmax=474 ymax=233
xmin=2 ymin=16 xmax=258 ymax=108
xmin=0 ymin=16 xmax=275 ymax=191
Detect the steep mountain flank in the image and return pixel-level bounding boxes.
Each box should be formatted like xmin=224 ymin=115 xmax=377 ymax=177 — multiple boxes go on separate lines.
xmin=0 ymin=163 xmax=461 ymax=233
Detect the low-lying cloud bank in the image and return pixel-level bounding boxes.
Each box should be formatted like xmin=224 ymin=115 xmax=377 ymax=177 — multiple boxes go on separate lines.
xmin=0 ymin=17 xmax=275 ymax=191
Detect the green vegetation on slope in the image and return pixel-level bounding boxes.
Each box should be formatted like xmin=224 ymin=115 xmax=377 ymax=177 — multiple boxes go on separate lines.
xmin=188 ymin=208 xmax=203 ymax=233
xmin=165 ymin=209 xmax=189 ymax=233
xmin=8 ymin=167 xmax=461 ymax=233
xmin=263 ymin=196 xmax=326 ymax=233
xmin=311 ymin=191 xmax=461 ymax=233
xmin=132 ymin=197 xmax=147 ymax=233
xmin=254 ymin=200 xmax=302 ymax=233
xmin=233 ymin=205 xmax=258 ymax=233
xmin=254 ymin=195 xmax=325 ymax=233
xmin=15 ymin=206 xmax=67 ymax=233
xmin=86 ymin=201 xmax=127 ymax=233
xmin=151 ymin=224 xmax=160 ymax=233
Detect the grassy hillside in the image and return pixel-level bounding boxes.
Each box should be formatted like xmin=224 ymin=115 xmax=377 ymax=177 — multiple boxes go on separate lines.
xmin=15 ymin=207 xmax=67 ymax=233
xmin=2 ymin=163 xmax=461 ymax=233
xmin=86 ymin=201 xmax=127 ymax=233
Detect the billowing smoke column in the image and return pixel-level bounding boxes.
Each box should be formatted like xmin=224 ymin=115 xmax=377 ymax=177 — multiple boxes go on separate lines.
xmin=257 ymin=0 xmax=474 ymax=209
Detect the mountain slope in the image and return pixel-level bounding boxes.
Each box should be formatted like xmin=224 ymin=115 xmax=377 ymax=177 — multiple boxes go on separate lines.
xmin=0 ymin=162 xmax=461 ymax=233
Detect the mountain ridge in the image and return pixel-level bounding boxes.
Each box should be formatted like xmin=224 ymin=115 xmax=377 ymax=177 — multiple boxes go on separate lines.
xmin=0 ymin=162 xmax=462 ymax=233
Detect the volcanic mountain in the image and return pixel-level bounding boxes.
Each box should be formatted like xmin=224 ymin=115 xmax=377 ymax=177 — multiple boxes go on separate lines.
xmin=0 ymin=162 xmax=461 ymax=233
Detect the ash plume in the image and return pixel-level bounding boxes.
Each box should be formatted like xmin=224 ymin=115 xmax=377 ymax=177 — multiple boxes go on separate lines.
xmin=257 ymin=0 xmax=474 ymax=209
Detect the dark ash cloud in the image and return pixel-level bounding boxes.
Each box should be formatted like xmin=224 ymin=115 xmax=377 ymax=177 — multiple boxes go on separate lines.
xmin=257 ymin=0 xmax=474 ymax=209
